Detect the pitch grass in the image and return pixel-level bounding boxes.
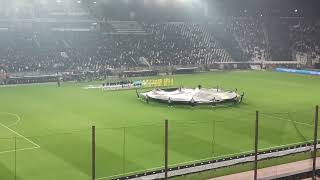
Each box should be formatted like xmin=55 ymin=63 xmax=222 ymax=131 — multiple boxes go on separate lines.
xmin=0 ymin=70 xmax=319 ymax=180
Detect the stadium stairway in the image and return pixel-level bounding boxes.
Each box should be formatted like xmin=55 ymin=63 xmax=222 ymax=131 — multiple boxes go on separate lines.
xmin=208 ymin=22 xmax=245 ymax=62
xmin=265 ymin=17 xmax=291 ymax=61
xmin=108 ymin=21 xmax=147 ymax=35
xmin=187 ymin=23 xmax=233 ymax=62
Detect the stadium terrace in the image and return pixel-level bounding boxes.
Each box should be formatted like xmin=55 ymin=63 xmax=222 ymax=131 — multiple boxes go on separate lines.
xmin=0 ymin=0 xmax=320 ymax=180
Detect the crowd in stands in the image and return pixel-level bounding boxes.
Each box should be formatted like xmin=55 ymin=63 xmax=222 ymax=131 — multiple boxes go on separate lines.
xmin=139 ymin=23 xmax=230 ymax=66
xmin=290 ymin=23 xmax=320 ymax=57
xmin=0 ymin=23 xmax=232 ymax=74
xmin=228 ymin=17 xmax=267 ymax=61
xmin=1 ymin=19 xmax=320 ymax=74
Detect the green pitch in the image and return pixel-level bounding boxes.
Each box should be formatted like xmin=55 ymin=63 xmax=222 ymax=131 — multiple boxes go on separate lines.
xmin=0 ymin=70 xmax=319 ymax=180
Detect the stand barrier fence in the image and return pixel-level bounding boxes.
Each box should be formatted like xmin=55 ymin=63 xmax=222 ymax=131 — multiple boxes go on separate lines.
xmin=0 ymin=105 xmax=318 ymax=180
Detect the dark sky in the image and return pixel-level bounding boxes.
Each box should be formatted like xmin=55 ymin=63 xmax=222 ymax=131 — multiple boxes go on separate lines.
xmin=211 ymin=0 xmax=320 ymax=17
xmin=82 ymin=0 xmax=320 ymax=20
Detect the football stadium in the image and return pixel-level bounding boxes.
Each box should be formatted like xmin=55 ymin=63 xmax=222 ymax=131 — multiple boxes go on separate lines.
xmin=0 ymin=0 xmax=320 ymax=180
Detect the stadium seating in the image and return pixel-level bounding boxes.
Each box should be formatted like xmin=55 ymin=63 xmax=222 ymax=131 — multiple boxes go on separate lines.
xmin=228 ymin=17 xmax=267 ymax=61
xmin=109 ymin=21 xmax=147 ymax=35
xmin=265 ymin=18 xmax=291 ymax=60
xmin=0 ymin=23 xmax=236 ymax=73
xmin=290 ymin=22 xmax=320 ymax=63
xmin=1 ymin=9 xmax=320 ymax=74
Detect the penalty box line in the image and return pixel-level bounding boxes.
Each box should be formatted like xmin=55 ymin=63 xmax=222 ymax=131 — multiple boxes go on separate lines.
xmin=0 ymin=112 xmax=22 ymax=127
xmin=0 ymin=147 xmax=40 ymax=155
xmin=0 ymin=122 xmax=40 ymax=154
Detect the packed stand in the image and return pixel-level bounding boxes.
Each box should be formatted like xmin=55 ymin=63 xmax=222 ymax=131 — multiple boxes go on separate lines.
xmin=0 ymin=23 xmax=233 ymax=74
xmin=228 ymin=17 xmax=267 ymax=61
xmin=290 ymin=22 xmax=320 ymax=61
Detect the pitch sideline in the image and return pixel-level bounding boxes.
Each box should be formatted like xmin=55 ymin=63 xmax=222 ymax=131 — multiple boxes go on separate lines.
xmin=238 ymin=109 xmax=313 ymax=127
xmin=0 ymin=121 xmax=40 ymax=154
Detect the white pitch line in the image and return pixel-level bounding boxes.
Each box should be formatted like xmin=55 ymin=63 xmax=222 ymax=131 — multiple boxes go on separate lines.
xmin=0 ymin=112 xmax=40 ymax=155
xmin=0 ymin=112 xmax=21 ymax=127
xmin=261 ymin=113 xmax=313 ymax=127
xmin=0 ymin=82 xmax=55 ymax=88
xmin=0 ymin=122 xmax=40 ymax=148
xmin=96 ymin=109 xmax=315 ymax=180
xmin=0 ymin=146 xmax=40 ymax=155
xmin=238 ymin=109 xmax=313 ymax=127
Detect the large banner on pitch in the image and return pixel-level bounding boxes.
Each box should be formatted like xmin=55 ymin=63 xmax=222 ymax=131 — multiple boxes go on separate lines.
xmin=141 ymin=78 xmax=174 ymax=88
xmin=275 ymin=68 xmax=320 ymax=76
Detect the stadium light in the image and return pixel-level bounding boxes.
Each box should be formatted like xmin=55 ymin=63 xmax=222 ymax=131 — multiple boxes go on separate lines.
xmin=156 ymin=0 xmax=166 ymax=6
xmin=122 ymin=0 xmax=131 ymax=4
xmin=177 ymin=0 xmax=188 ymax=3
